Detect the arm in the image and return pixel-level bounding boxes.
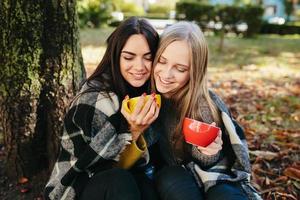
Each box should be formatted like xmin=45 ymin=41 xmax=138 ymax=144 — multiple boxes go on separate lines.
xmin=190 ymin=130 xmax=223 ymax=168
xmin=60 ymin=92 xmax=132 ymax=184
xmin=190 ymin=146 xmax=221 ymax=168
xmin=44 ymin=92 xmax=133 ymax=199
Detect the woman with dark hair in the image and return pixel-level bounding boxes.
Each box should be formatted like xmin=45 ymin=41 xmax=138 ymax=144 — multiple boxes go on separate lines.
xmin=44 ymin=17 xmax=160 ymax=200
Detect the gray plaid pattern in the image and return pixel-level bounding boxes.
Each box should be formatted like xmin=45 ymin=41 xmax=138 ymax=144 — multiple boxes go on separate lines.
xmin=45 ymin=90 xmax=134 ymax=200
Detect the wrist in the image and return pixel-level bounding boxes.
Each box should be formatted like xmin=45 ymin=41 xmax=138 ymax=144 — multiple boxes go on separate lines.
xmin=131 ymin=131 xmax=142 ymax=141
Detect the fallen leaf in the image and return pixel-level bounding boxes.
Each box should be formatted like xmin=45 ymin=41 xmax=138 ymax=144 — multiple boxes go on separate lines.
xmin=20 ymin=188 xmax=30 ymax=193
xmin=292 ymin=181 xmax=300 ymax=190
xmin=273 ymin=176 xmax=288 ymax=183
xmin=255 ymin=103 xmax=264 ymax=110
xmin=265 ymin=176 xmax=270 ymax=185
xmin=18 ymin=177 xmax=29 ymax=184
xmin=249 ymin=150 xmax=278 ymax=161
xmin=283 ymin=167 xmax=300 ymax=181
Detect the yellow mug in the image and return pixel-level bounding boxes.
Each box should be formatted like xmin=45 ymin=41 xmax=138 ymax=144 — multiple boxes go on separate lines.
xmin=116 ymin=135 xmax=147 ymax=169
xmin=123 ymin=94 xmax=161 ymax=113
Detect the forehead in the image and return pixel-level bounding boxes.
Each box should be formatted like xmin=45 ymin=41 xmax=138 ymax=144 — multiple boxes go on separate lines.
xmin=122 ymin=34 xmax=150 ymax=53
xmin=162 ymin=40 xmax=190 ymax=62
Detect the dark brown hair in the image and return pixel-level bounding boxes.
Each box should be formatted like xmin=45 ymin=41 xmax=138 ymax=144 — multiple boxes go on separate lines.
xmin=84 ymin=17 xmax=159 ymax=101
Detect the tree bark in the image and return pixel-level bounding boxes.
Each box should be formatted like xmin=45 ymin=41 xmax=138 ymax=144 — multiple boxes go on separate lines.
xmin=0 ymin=0 xmax=85 ymax=183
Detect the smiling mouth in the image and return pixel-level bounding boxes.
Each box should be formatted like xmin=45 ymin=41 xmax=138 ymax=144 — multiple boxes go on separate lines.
xmin=159 ymin=76 xmax=173 ymax=85
xmin=130 ymin=72 xmax=148 ymax=79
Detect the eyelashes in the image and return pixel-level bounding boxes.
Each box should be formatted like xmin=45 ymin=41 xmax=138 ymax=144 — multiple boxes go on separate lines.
xmin=123 ymin=56 xmax=152 ymax=61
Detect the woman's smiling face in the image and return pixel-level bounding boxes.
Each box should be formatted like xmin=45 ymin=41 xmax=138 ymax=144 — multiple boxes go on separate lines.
xmin=154 ymin=40 xmax=190 ymax=97
xmin=120 ymin=34 xmax=152 ymax=87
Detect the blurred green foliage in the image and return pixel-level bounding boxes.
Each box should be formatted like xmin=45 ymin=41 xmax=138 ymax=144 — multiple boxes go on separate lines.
xmin=148 ymin=4 xmax=171 ymax=14
xmin=77 ymin=0 xmax=113 ymax=27
xmin=121 ymin=2 xmax=145 ymax=16
xmin=176 ymin=0 xmax=264 ymax=37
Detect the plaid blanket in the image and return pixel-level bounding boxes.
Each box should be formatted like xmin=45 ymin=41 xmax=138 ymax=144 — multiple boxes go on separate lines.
xmin=44 ymin=85 xmax=150 ymax=199
xmin=186 ymin=93 xmax=262 ymax=200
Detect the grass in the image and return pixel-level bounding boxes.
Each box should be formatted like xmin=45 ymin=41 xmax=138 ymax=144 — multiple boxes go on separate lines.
xmin=207 ymin=34 xmax=300 ymax=71
xmin=80 ymin=27 xmax=115 ymax=46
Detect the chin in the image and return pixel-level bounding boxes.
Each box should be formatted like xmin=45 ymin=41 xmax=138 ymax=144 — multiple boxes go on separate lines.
xmin=130 ymin=80 xmax=147 ymax=88
xmin=156 ymin=85 xmax=170 ymax=95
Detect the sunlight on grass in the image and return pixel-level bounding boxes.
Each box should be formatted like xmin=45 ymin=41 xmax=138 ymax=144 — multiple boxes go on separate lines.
xmin=80 ymin=27 xmax=115 ymax=46
xmin=81 ymin=45 xmax=106 ymax=65
xmin=81 ymin=46 xmax=105 ymax=77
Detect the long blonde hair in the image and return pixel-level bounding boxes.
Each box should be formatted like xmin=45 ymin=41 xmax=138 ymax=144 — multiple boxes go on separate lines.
xmin=152 ymin=21 xmax=221 ymax=148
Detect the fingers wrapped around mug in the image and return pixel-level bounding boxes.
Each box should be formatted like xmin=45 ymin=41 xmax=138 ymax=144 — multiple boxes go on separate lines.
xmin=197 ymin=130 xmax=223 ymax=156
xmin=121 ymin=94 xmax=161 ymax=141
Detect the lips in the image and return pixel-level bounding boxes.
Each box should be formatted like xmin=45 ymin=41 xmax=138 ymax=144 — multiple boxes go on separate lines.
xmin=158 ymin=76 xmax=173 ymax=85
xmin=130 ymin=72 xmax=148 ymax=80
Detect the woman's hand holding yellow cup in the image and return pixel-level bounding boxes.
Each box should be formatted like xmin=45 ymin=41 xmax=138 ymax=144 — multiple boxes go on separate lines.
xmin=121 ymin=93 xmax=161 ymax=141
xmin=123 ymin=94 xmax=161 ymax=113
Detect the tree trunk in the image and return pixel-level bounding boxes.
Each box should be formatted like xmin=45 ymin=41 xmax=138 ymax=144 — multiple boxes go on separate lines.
xmin=0 ymin=0 xmax=85 ymax=184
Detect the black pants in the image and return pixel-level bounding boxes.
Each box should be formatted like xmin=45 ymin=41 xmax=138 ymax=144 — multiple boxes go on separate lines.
xmin=80 ymin=168 xmax=158 ymax=200
xmin=155 ymin=166 xmax=248 ymax=200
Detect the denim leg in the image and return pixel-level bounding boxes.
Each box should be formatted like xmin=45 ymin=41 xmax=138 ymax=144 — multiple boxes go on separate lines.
xmin=132 ymin=171 xmax=159 ymax=200
xmin=206 ymin=183 xmax=248 ymax=200
xmin=80 ymin=168 xmax=140 ymax=200
xmin=155 ymin=166 xmax=204 ymax=200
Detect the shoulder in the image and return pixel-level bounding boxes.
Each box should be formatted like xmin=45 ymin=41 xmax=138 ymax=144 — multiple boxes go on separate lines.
xmin=208 ymin=90 xmax=230 ymax=115
xmin=71 ymin=81 xmax=120 ymax=117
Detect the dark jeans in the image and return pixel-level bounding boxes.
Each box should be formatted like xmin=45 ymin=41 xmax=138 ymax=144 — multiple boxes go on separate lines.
xmin=155 ymin=166 xmax=247 ymax=200
xmin=80 ymin=168 xmax=158 ymax=200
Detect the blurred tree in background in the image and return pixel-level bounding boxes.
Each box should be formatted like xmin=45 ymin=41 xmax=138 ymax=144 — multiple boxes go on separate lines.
xmin=284 ymin=0 xmax=295 ymax=22
xmin=78 ymin=0 xmax=114 ymax=27
xmin=176 ymin=0 xmax=264 ymax=51
xmin=0 ymin=0 xmax=85 ymax=184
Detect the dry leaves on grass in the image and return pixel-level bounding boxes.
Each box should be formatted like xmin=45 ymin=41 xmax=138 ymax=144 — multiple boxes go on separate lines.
xmin=211 ymin=78 xmax=300 ymax=200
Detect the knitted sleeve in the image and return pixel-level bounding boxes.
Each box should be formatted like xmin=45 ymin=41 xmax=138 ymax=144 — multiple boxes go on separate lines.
xmin=190 ymin=145 xmax=221 ymax=168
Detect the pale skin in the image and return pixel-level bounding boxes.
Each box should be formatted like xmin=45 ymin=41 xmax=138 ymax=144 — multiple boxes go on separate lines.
xmin=119 ymin=34 xmax=160 ymax=141
xmin=154 ymin=40 xmax=222 ymax=156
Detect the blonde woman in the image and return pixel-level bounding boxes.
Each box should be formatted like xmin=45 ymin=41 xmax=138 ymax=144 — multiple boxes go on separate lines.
xmin=152 ymin=21 xmax=262 ymax=200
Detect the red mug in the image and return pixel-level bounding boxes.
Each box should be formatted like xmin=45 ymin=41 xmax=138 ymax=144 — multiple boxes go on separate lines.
xmin=182 ymin=117 xmax=220 ymax=147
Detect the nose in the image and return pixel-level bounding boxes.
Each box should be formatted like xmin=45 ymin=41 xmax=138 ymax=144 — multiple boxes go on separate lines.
xmin=134 ymin=57 xmax=146 ymax=71
xmin=162 ymin=66 xmax=174 ymax=79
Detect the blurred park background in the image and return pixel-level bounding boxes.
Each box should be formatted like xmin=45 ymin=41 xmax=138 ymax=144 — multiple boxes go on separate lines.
xmin=1 ymin=0 xmax=300 ymax=199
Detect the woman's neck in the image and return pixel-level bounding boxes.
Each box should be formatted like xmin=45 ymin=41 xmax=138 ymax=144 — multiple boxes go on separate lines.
xmin=125 ymin=80 xmax=150 ymax=98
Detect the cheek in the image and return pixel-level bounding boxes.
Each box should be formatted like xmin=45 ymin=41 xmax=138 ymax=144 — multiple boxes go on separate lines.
xmin=180 ymin=73 xmax=190 ymax=85
xmin=145 ymin=61 xmax=152 ymax=71
xmin=119 ymin=60 xmax=129 ymax=77
xmin=119 ymin=59 xmax=125 ymax=71
xmin=154 ymin=64 xmax=162 ymax=74
xmin=120 ymin=58 xmax=129 ymax=66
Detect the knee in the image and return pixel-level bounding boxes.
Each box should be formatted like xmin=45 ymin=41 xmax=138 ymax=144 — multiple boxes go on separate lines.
xmin=155 ymin=166 xmax=187 ymax=190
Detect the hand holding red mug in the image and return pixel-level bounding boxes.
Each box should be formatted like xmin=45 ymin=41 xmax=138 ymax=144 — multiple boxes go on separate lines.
xmin=197 ymin=123 xmax=223 ymax=156
xmin=182 ymin=118 xmax=223 ymax=155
